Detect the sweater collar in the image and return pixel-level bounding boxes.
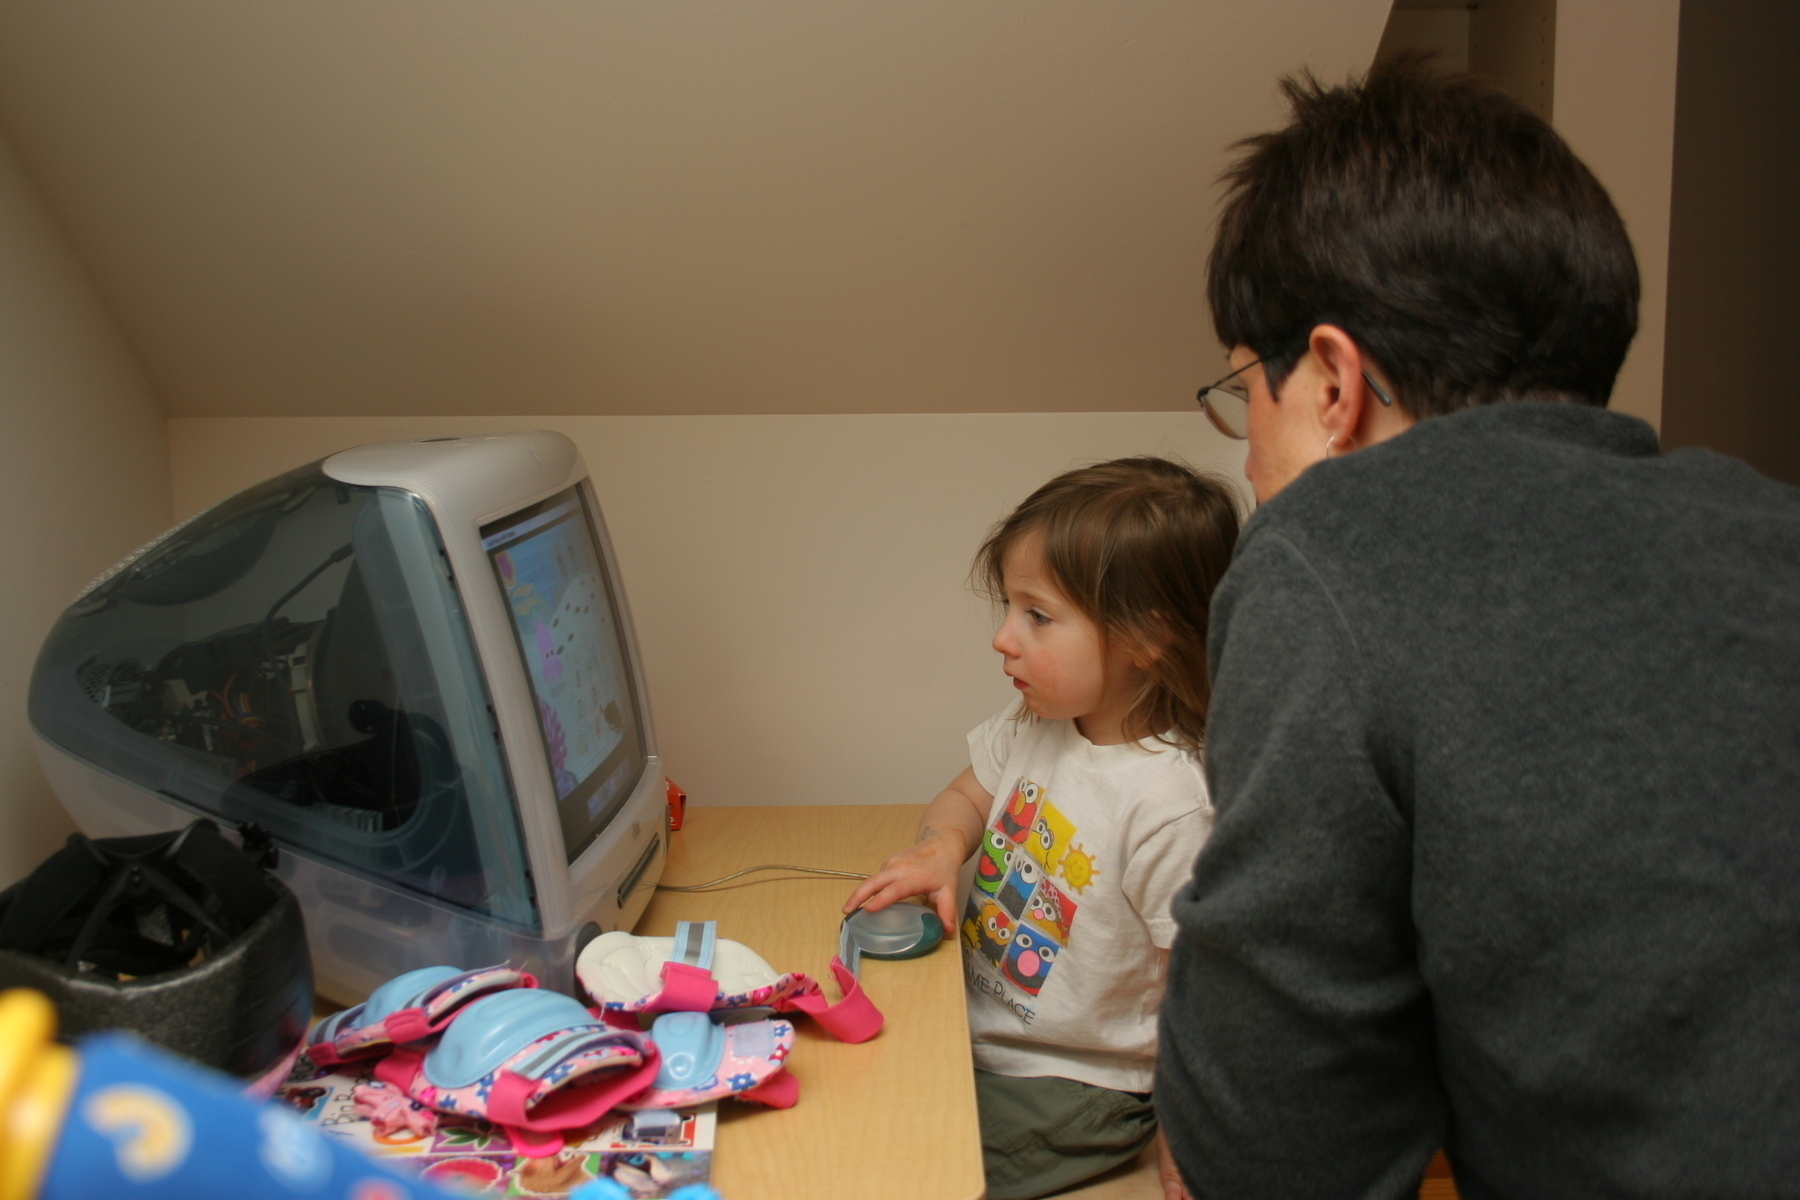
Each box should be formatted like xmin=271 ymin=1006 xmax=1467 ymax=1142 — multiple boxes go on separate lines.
xmin=1401 ymin=401 xmax=1661 ymax=459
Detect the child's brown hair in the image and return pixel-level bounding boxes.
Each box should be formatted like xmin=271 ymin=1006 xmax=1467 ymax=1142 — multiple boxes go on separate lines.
xmin=975 ymin=456 xmax=1240 ymax=751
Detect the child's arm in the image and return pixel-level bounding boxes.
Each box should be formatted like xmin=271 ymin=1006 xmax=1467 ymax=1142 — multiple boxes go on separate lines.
xmin=842 ymin=766 xmax=993 ymax=929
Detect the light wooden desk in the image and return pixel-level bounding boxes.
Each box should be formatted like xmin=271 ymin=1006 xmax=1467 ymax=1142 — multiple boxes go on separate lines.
xmin=636 ymin=804 xmax=984 ymax=1200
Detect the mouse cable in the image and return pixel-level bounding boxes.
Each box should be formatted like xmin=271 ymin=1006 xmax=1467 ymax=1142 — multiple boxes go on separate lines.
xmin=656 ymin=864 xmax=870 ymax=892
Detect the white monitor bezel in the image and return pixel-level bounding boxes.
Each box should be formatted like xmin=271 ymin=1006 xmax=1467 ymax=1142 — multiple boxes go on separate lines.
xmin=321 ymin=432 xmax=661 ymax=939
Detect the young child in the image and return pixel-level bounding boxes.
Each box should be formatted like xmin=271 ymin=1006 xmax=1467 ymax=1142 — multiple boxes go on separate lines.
xmin=843 ymin=456 xmax=1239 ymax=1200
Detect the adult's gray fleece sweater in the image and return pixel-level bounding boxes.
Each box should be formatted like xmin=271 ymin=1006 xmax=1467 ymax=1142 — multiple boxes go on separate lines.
xmin=1156 ymin=403 xmax=1800 ymax=1200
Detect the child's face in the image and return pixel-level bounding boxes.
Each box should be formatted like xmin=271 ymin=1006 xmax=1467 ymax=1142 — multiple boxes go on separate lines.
xmin=990 ymin=533 xmax=1145 ymax=745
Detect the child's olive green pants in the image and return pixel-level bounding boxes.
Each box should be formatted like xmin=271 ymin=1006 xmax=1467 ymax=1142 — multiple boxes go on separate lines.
xmin=975 ymin=1069 xmax=1158 ymax=1200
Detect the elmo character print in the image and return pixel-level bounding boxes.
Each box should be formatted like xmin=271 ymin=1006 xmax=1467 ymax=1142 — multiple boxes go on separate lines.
xmin=996 ymin=779 xmax=1043 ymax=844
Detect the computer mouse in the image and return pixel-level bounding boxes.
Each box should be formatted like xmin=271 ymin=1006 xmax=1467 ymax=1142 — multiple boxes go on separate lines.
xmin=843 ymin=901 xmax=945 ymax=960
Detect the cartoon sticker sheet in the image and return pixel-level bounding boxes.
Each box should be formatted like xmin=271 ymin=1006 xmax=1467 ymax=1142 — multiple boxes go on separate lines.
xmin=275 ymin=1058 xmax=715 ymax=1198
xmin=962 ymin=777 xmax=1097 ymax=1000
xmin=493 ymin=512 xmax=629 ymax=805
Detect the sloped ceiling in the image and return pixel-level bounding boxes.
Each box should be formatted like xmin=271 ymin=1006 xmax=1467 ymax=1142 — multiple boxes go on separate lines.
xmin=0 ymin=2 xmax=1389 ymax=416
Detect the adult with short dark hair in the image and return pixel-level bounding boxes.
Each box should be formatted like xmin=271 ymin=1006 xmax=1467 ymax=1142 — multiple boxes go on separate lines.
xmin=1155 ymin=59 xmax=1800 ymax=1198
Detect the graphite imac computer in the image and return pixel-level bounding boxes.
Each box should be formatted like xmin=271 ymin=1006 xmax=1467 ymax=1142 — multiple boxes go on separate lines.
xmin=29 ymin=431 xmax=667 ymax=1002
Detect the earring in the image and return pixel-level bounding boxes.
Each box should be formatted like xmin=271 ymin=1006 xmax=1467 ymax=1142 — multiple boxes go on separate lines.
xmin=1324 ymin=435 xmax=1338 ymax=458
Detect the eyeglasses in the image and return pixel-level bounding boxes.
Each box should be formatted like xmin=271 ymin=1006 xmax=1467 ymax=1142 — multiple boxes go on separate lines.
xmin=1195 ymin=359 xmax=1395 ymax=441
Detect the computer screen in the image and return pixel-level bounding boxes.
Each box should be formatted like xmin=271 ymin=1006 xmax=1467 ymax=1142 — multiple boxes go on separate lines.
xmin=481 ymin=484 xmax=646 ymax=862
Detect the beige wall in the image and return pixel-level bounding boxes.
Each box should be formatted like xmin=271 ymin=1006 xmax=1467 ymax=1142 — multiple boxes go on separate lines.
xmin=1554 ymin=0 xmax=1680 ymax=429
xmin=0 ymin=134 xmax=170 ymax=886
xmin=1376 ymin=9 xmax=1472 ymax=77
xmin=1660 ymin=0 xmax=1800 ymax=485
xmin=1470 ymin=0 xmax=1555 ymax=121
xmin=0 ymin=1 xmax=1391 ymax=420
xmin=170 ymin=414 xmax=1247 ymax=812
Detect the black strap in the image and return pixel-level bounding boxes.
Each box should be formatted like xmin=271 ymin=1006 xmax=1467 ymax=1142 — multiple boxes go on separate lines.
xmin=0 ymin=835 xmax=110 ymax=955
xmin=0 ymin=820 xmax=276 ymax=977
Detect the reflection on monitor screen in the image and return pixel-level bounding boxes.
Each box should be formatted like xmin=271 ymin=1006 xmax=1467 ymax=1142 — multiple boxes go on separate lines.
xmin=483 ymin=485 xmax=644 ymax=861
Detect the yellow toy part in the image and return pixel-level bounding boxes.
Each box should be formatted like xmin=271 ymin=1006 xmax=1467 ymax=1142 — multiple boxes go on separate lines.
xmin=0 ymin=989 xmax=79 ymax=1200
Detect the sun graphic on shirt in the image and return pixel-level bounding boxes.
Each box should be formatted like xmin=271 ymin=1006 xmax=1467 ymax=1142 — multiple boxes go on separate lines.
xmin=1059 ymin=842 xmax=1099 ymax=893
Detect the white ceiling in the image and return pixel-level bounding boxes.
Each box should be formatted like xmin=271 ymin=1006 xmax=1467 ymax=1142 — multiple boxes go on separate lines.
xmin=0 ymin=2 xmax=1389 ymax=416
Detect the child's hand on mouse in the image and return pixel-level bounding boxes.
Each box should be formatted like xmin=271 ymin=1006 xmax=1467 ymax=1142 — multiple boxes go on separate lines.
xmin=843 ymin=827 xmax=967 ymax=930
xmin=847 ymin=767 xmax=991 ymax=929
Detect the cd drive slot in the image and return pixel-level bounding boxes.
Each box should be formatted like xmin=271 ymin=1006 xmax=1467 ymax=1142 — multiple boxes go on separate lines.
xmin=617 ymin=834 xmax=660 ymax=906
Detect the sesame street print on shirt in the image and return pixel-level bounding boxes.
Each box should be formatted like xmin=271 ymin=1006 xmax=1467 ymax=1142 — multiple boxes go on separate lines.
xmin=962 ymin=778 xmax=1090 ymax=997
xmin=960 ymin=706 xmax=1213 ymax=1094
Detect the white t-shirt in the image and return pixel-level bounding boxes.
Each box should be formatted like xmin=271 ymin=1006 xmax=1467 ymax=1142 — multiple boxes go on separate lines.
xmin=961 ymin=705 xmax=1213 ymax=1093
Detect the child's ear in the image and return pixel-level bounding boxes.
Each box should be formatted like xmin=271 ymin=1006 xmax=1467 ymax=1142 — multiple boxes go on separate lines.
xmin=1125 ymin=616 xmax=1172 ymax=669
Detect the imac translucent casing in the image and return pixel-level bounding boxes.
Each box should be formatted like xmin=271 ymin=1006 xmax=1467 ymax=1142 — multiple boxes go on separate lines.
xmin=29 ymin=432 xmax=666 ymax=1003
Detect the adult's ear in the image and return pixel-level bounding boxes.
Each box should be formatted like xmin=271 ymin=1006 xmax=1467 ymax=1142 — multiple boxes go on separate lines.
xmin=1306 ymin=325 xmax=1373 ymax=451
xmin=1308 ymin=324 xmax=1415 ymax=452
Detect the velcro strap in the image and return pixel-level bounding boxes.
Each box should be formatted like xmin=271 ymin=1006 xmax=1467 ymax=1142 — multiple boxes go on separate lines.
xmin=774 ymin=957 xmax=884 ymax=1043
xmin=419 ymin=966 xmax=538 ymax=1022
xmin=486 ymin=1052 xmax=661 ymax=1143
xmin=382 ymin=1007 xmax=433 ymax=1045
xmin=373 ymin=1046 xmax=427 ymax=1092
xmin=500 ymin=1123 xmax=567 ymax=1159
xmin=737 ymin=1070 xmax=799 ymax=1108
xmin=511 ymin=1029 xmax=639 ymax=1081
xmin=306 ymin=1041 xmax=346 ymax=1068
xmin=672 ymin=920 xmax=717 ymax=970
xmin=644 ymin=960 xmax=718 ymax=1014
xmin=383 ymin=966 xmax=540 ymax=1047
